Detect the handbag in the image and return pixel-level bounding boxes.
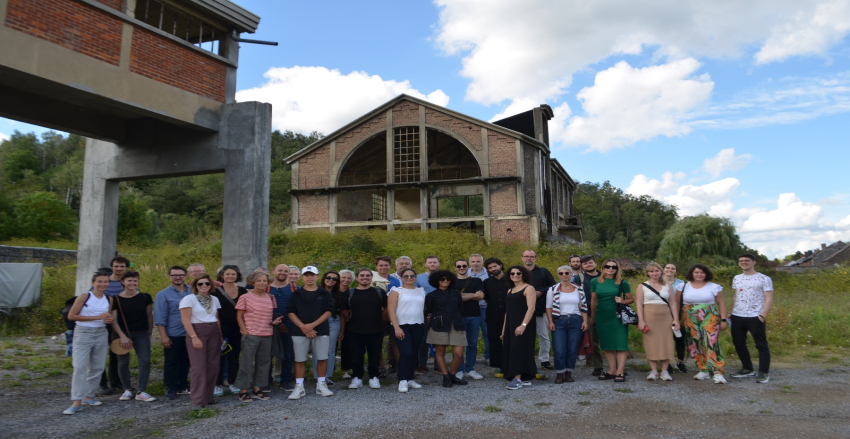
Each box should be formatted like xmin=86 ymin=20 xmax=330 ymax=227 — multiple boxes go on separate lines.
xmin=110 ymin=296 xmax=132 ymax=355
xmin=614 ymin=283 xmax=638 ymax=325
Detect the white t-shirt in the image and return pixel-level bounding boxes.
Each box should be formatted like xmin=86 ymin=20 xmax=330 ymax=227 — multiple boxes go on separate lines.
xmin=179 ymin=294 xmax=221 ymax=324
xmin=390 ymin=286 xmax=426 ymax=325
xmin=545 ymin=285 xmax=582 ymax=315
xmin=641 ymin=282 xmax=671 ymax=306
xmin=731 ymin=273 xmax=773 ymax=317
xmin=76 ymin=293 xmax=110 ymax=328
xmin=675 ymin=282 xmax=722 ymax=305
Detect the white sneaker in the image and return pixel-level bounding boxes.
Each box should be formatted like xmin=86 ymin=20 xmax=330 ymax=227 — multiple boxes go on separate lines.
xmin=398 ymin=380 xmax=408 ymax=393
xmin=694 ymin=371 xmax=711 ymax=380
xmin=713 ymin=373 xmax=727 ymax=384
xmin=348 ymin=377 xmax=363 ymax=389
xmin=369 ymin=377 xmax=381 ymax=389
xmin=119 ymin=390 xmax=133 ymax=401
xmin=455 ymin=371 xmax=464 ymax=380
xmin=646 ymin=371 xmax=659 ymax=380
xmin=316 ymin=381 xmax=334 ymax=397
xmin=135 ymin=392 xmax=156 ymax=402
xmin=213 ymin=386 xmax=223 ymax=397
xmin=578 ymin=355 xmax=586 ymax=361
xmin=659 ymin=371 xmax=673 ymax=381
xmin=407 ymin=380 xmax=422 ymax=389
xmin=467 ymin=370 xmax=484 ymax=380
xmin=288 ymin=383 xmax=306 ymax=400
xmin=342 ymin=371 xmax=351 ymax=379
xmin=229 ymin=385 xmax=240 ymax=394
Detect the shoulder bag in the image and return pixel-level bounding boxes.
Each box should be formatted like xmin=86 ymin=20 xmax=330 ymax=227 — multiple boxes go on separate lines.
xmin=110 ymin=296 xmax=132 ymax=355
xmin=614 ymin=282 xmax=638 ymax=325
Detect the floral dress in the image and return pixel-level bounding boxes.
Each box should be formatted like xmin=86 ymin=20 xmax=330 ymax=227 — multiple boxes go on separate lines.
xmin=676 ymin=282 xmax=724 ymax=374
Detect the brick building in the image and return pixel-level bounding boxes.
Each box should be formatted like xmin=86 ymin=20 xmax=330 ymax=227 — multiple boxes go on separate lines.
xmin=285 ymin=95 xmax=581 ymax=244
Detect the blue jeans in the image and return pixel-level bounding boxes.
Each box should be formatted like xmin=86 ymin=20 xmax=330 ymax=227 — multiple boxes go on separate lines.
xmin=462 ymin=316 xmax=481 ymax=372
xmin=552 ymin=314 xmax=583 ymax=373
xmin=478 ymin=311 xmax=489 ymax=360
xmin=312 ymin=316 xmax=341 ymax=378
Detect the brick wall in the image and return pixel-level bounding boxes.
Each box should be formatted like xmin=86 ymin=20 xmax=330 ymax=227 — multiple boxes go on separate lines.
xmin=130 ymin=27 xmax=226 ymax=102
xmin=425 ymin=109 xmax=482 ymax=151
xmin=298 ymin=194 xmax=329 ymax=224
xmin=335 ymin=114 xmax=387 ymax=162
xmin=298 ymin=143 xmax=331 ymax=189
xmin=488 ymin=132 xmax=517 ymax=177
xmin=0 ymin=245 xmax=77 ymax=267
xmin=95 ymin=0 xmax=123 ymax=10
xmin=392 ymin=101 xmax=419 ymax=126
xmin=4 ymin=0 xmax=123 ymax=66
xmin=490 ymin=219 xmax=531 ymax=244
xmin=523 ymin=145 xmax=537 ymax=214
xmin=490 ymin=183 xmax=517 ymax=215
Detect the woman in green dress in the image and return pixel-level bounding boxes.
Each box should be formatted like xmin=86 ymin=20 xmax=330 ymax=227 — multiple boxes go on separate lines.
xmin=590 ymin=259 xmax=633 ymax=383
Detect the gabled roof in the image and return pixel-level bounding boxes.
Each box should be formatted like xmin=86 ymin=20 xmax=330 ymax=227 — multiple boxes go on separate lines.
xmin=285 ymin=94 xmax=550 ymax=164
xmin=822 ymin=242 xmax=850 ymax=264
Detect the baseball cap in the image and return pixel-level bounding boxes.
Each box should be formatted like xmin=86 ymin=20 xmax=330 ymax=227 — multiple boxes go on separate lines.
xmin=301 ymin=266 xmax=319 ymax=275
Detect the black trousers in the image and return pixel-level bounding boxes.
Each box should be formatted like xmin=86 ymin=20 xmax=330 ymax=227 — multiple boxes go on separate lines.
xmin=163 ymin=335 xmax=190 ymax=391
xmin=348 ymin=331 xmax=383 ymax=380
xmin=486 ymin=317 xmax=504 ymax=369
xmin=99 ymin=326 xmax=120 ymax=389
xmin=217 ymin=327 xmax=242 ymax=386
xmin=674 ymin=332 xmax=686 ymax=362
xmin=731 ymin=315 xmax=770 ymax=374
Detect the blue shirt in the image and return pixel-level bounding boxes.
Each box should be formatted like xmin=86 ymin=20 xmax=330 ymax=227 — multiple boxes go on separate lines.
xmin=269 ymin=284 xmax=295 ymax=321
xmin=154 ymin=285 xmax=191 ymax=337
xmin=415 ymin=272 xmax=436 ymax=293
xmin=388 ymin=276 xmax=401 ymax=289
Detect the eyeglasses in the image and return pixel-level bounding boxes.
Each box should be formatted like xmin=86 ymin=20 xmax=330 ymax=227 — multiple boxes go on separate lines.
xmin=324 ymin=277 xmax=338 ymax=281
xmin=455 ymin=264 xmax=467 ymax=269
xmin=169 ymin=274 xmax=186 ymax=277
xmin=509 ymin=272 xmax=523 ymax=276
xmin=558 ymin=271 xmax=572 ymax=276
xmin=439 ymin=278 xmax=451 ymax=282
xmin=401 ymin=274 xmax=416 ymax=279
xmin=196 ymin=281 xmax=211 ymax=286
xmin=603 ymin=265 xmax=619 ymax=270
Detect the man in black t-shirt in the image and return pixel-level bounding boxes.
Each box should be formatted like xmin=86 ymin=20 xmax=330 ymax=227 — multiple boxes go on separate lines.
xmin=483 ymin=257 xmax=509 ymax=373
xmin=341 ymin=269 xmax=388 ymax=390
xmin=455 ymin=259 xmax=485 ymax=381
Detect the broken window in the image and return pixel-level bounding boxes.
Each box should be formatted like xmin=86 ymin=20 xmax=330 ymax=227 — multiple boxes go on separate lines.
xmin=393 ymin=127 xmax=420 ymax=182
xmin=426 ymin=129 xmax=480 ymax=181
xmin=339 ymin=133 xmax=387 ymax=186
xmin=337 ymin=189 xmax=387 ymax=222
xmin=134 ymin=0 xmax=225 ymax=55
xmin=437 ymin=195 xmax=484 ymax=218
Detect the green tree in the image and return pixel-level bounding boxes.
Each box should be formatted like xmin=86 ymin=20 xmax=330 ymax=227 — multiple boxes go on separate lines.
xmin=13 ymin=191 xmax=77 ymax=240
xmin=271 ymin=130 xmax=323 ymax=171
xmin=656 ymin=214 xmax=745 ymax=263
xmin=118 ymin=193 xmax=156 ymax=244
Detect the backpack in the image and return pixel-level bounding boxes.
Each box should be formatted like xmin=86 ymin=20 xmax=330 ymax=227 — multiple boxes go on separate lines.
xmin=61 ymin=293 xmax=90 ymax=330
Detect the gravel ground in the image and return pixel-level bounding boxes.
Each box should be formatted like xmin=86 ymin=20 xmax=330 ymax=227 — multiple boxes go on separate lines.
xmin=1 ymin=335 xmax=849 ymax=439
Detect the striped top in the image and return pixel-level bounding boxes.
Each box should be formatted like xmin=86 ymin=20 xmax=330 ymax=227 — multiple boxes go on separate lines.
xmin=235 ymin=292 xmax=277 ymax=336
xmin=545 ymin=282 xmax=588 ymax=316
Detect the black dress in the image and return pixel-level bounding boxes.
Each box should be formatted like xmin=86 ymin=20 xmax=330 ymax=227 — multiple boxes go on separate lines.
xmin=502 ymin=286 xmax=538 ymax=381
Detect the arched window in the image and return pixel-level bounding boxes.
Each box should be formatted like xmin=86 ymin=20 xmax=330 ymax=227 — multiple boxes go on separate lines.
xmin=426 ymin=128 xmax=480 ymax=180
xmin=339 ymin=133 xmax=386 ymax=186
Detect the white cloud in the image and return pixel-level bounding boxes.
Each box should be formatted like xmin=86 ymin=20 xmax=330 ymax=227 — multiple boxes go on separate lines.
xmin=755 ymin=0 xmax=850 ymax=64
xmin=740 ymin=193 xmax=823 ymax=232
xmin=703 ymin=148 xmax=753 ymax=177
xmin=556 ymin=59 xmax=713 ymax=151
xmin=236 ymin=66 xmax=449 ymax=134
xmin=626 ymin=171 xmax=687 ymax=198
xmin=0 ymin=132 xmax=9 ymax=142
xmin=667 ymin=178 xmax=741 ymax=217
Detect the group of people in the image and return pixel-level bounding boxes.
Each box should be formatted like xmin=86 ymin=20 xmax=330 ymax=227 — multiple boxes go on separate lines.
xmin=63 ymin=251 xmax=774 ymax=414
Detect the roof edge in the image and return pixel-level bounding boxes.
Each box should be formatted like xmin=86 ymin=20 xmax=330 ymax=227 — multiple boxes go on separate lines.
xmin=186 ymin=0 xmax=260 ymax=33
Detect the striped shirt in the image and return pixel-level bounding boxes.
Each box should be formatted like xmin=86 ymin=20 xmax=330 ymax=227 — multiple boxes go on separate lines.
xmin=235 ymin=292 xmax=277 ymax=336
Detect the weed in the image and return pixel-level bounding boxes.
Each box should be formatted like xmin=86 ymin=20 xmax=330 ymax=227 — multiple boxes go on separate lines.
xmin=185 ymin=408 xmax=218 ymax=420
xmin=614 ymin=388 xmax=634 ymax=393
xmin=577 ymin=401 xmax=591 ymax=406
xmin=760 ymin=409 xmax=773 ymax=414
xmin=484 ymin=405 xmax=503 ymax=413
xmin=748 ymin=400 xmax=757 ymax=404
xmin=514 ymin=399 xmax=521 ymax=403
xmin=113 ymin=419 xmax=136 ymax=429
xmin=534 ymin=402 xmax=552 ymax=408
xmin=45 ymin=369 xmax=65 ymax=377
xmin=578 ymin=391 xmax=590 ymax=395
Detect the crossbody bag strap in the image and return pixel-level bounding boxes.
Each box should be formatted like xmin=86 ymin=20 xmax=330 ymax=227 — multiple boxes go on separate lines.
xmin=641 ymin=282 xmax=669 ymax=305
xmin=116 ymin=296 xmax=130 ymax=339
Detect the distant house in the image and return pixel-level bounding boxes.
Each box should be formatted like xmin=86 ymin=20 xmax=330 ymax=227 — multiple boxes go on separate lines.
xmin=283 ymin=94 xmax=582 ymax=244
xmin=785 ymin=241 xmax=850 ymax=267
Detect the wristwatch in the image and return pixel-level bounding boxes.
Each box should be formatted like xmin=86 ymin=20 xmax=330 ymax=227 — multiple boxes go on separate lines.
xmin=521 ymin=322 xmax=528 ymax=326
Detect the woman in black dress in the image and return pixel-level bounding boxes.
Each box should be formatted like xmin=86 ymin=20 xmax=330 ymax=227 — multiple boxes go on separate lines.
xmin=501 ymin=265 xmax=537 ymax=390
xmin=211 ymin=265 xmax=248 ymax=396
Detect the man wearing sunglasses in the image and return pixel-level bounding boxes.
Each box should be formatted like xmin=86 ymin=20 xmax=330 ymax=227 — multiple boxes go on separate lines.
xmin=573 ymin=256 xmax=604 ymax=376
xmin=455 ymin=259 xmax=485 ymax=381
xmin=522 ymin=250 xmax=556 ymax=371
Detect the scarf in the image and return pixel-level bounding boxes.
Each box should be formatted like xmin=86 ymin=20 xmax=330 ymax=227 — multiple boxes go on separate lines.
xmin=196 ymin=293 xmax=214 ymax=314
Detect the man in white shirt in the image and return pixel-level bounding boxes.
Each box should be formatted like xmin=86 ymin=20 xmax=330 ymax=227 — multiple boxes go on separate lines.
xmin=730 ymin=253 xmax=774 ymax=383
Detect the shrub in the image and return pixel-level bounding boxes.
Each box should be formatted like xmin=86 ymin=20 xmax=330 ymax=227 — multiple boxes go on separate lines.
xmin=12 ymin=191 xmax=76 ymax=241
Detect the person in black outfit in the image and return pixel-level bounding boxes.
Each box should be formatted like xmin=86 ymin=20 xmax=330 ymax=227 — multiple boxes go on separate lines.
xmin=342 ymin=269 xmax=388 ymax=390
xmin=521 ymin=250 xmax=556 ymax=370
xmin=211 ymin=265 xmax=248 ymax=395
xmin=572 ymin=255 xmax=604 ymax=376
xmin=502 ymin=265 xmax=538 ymax=390
xmin=424 ymin=269 xmax=468 ymax=388
xmin=483 ymin=257 xmax=509 ymax=372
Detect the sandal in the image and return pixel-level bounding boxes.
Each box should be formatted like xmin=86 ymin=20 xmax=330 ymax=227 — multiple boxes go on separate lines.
xmin=252 ymin=389 xmax=270 ymax=400
xmin=598 ymin=372 xmax=614 ymax=381
xmin=238 ymin=392 xmax=253 ymax=402
xmin=614 ymin=374 xmax=626 ymax=383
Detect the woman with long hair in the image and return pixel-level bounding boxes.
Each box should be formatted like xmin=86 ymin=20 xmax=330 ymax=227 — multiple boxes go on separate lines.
xmin=111 ymin=271 xmax=156 ymax=402
xmin=63 ymin=272 xmax=114 ymax=415
xmin=675 ymin=264 xmax=728 ymax=384
xmin=546 ymin=266 xmax=588 ymax=384
xmin=180 ymin=273 xmax=222 ymax=409
xmin=388 ymin=268 xmax=426 ymax=393
xmin=312 ymin=271 xmax=345 ymax=385
xmin=211 ymin=265 xmax=247 ymax=396
xmin=663 ymin=263 xmax=687 ymax=373
xmin=425 ymin=269 xmax=467 ymax=388
xmin=502 ymin=265 xmax=537 ymax=390
xmin=635 ymin=262 xmax=679 ymax=381
xmin=590 ymin=259 xmax=633 ymax=383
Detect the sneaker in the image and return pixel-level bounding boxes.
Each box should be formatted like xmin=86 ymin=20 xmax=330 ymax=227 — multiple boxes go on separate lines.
xmin=316 ymin=381 xmax=334 ymax=397
xmin=81 ymin=398 xmax=102 ymax=406
xmin=342 ymin=371 xmax=351 ymax=379
xmin=398 ymin=380 xmax=409 ymax=393
xmin=119 ymin=390 xmax=133 ymax=401
xmin=540 ymin=361 xmax=554 ymax=370
xmin=176 ymin=389 xmax=190 ymax=395
xmin=578 ymin=355 xmax=586 ymax=361
xmin=279 ymin=382 xmax=294 ymax=392
xmin=213 ymin=386 xmax=224 ymax=397
xmin=506 ymin=379 xmax=523 ymax=390
xmin=521 ymin=380 xmax=532 ymax=387
xmin=455 ymin=371 xmax=464 ymax=380
xmin=659 ymin=371 xmax=673 ymax=381
xmin=731 ymin=369 xmax=756 ymax=378
xmin=229 ymin=385 xmax=241 ymax=394
xmin=755 ymin=372 xmax=770 ymax=383
xmin=165 ymin=388 xmax=177 ymax=400
xmin=713 ymin=373 xmax=727 ymax=384
xmin=450 ymin=375 xmax=468 ymax=385
xmin=676 ymin=362 xmax=688 ymax=373
xmin=369 ymin=377 xmax=381 ymax=389
xmin=288 ymin=383 xmax=306 ymax=400
xmin=407 ymin=380 xmax=422 ymax=389
xmin=694 ymin=371 xmax=710 ymax=380
xmin=646 ymin=371 xmax=659 ymax=380
xmin=349 ymin=377 xmax=363 ymax=389
xmin=325 ymin=378 xmax=335 ymax=387
xmin=135 ymin=392 xmax=156 ymax=402
xmin=467 ymin=370 xmax=484 ymax=380
xmin=97 ymin=386 xmax=114 ymax=396
xmin=63 ymin=406 xmax=83 ymax=415
xmin=591 ymin=368 xmax=603 ymax=377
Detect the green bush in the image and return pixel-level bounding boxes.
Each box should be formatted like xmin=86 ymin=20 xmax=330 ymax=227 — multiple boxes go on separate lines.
xmin=12 ymin=191 xmax=77 ymax=241
xmin=158 ymin=213 xmax=207 ymax=244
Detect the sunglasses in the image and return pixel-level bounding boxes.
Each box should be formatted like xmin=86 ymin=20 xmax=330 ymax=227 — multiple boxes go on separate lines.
xmin=558 ymin=271 xmax=571 ymax=276
xmin=509 ymin=272 xmax=523 ymax=276
xmin=603 ymin=265 xmax=619 ymax=270
xmin=196 ymin=281 xmax=211 ymax=286
xmin=324 ymin=276 xmax=338 ymax=281
xmin=455 ymin=264 xmax=468 ymax=269
xmin=401 ymin=274 xmax=416 ymax=279
xmin=439 ymin=278 xmax=451 ymax=282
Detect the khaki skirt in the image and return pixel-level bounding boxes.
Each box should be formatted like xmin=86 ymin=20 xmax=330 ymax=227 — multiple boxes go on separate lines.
xmin=642 ymin=304 xmax=675 ymax=360
xmin=426 ymin=327 xmax=467 ymax=346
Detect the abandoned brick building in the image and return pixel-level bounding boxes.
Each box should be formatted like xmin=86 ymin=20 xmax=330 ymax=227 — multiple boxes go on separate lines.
xmin=285 ymin=95 xmax=582 ymax=244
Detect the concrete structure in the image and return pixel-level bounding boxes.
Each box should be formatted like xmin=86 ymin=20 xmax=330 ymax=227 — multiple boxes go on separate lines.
xmin=284 ymin=95 xmax=581 ymax=244
xmin=0 ymin=0 xmax=272 ymax=293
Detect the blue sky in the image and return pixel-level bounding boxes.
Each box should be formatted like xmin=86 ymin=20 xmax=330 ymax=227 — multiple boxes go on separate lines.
xmin=3 ymin=0 xmax=850 ymax=258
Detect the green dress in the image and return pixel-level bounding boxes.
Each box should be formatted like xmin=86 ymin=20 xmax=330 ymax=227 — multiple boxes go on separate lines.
xmin=591 ymin=278 xmax=631 ymax=351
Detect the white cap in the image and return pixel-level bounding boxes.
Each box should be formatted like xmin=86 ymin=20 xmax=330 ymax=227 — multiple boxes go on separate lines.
xmin=301 ymin=266 xmax=319 ymax=275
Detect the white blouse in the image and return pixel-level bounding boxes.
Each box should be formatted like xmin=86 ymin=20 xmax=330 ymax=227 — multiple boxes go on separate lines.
xmin=179 ymin=294 xmax=221 ymax=324
xmin=675 ymin=282 xmax=723 ymax=305
xmin=390 ymin=287 xmax=426 ymax=325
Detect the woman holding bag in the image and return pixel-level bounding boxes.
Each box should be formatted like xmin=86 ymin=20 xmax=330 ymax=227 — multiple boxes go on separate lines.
xmin=211 ymin=265 xmax=247 ymax=396
xmin=634 ymin=263 xmax=679 ymax=381
xmin=111 ymin=271 xmax=156 ymax=402
xmin=590 ymin=259 xmax=632 ymax=383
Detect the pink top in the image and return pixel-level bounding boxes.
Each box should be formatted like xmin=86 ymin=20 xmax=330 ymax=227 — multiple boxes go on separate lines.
xmin=235 ymin=292 xmax=277 ymax=336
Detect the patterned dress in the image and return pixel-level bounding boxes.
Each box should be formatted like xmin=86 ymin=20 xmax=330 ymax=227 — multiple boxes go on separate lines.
xmin=677 ymin=282 xmax=724 ymax=374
